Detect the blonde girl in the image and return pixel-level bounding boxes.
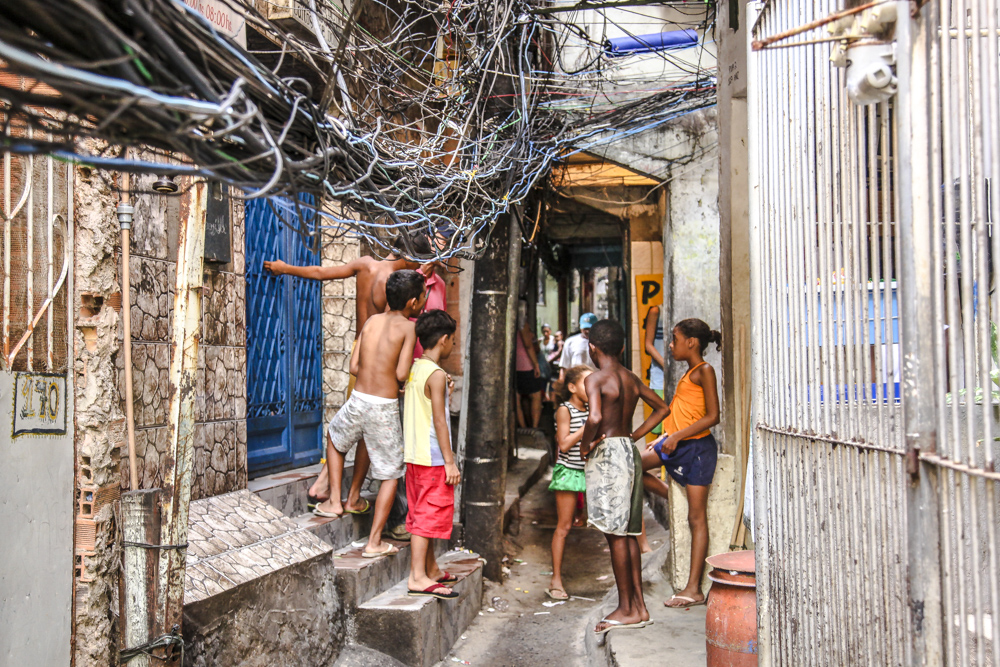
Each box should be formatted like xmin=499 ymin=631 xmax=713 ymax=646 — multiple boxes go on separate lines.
xmin=546 ymin=365 xmax=592 ymax=601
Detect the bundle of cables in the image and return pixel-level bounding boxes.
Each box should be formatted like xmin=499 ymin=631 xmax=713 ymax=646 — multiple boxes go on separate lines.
xmin=0 ymin=0 xmax=715 ymax=259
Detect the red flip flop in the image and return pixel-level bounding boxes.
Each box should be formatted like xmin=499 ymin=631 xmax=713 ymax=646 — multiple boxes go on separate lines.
xmin=408 ymin=583 xmax=458 ymax=600
xmin=437 ymin=571 xmax=458 ymax=585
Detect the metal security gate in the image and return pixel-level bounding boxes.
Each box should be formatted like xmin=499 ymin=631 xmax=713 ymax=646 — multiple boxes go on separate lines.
xmin=244 ymin=197 xmax=324 ymax=476
xmin=749 ymin=1 xmax=1000 ymax=664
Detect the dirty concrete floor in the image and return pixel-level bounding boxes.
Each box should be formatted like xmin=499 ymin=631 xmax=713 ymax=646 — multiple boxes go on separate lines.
xmin=439 ymin=468 xmax=682 ymax=667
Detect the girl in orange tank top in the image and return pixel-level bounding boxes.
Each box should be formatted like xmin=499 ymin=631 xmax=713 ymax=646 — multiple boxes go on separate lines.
xmin=638 ymin=318 xmax=722 ymax=610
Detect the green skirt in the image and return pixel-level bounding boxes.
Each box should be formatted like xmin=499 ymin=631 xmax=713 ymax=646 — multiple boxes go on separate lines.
xmin=549 ymin=463 xmax=587 ymax=493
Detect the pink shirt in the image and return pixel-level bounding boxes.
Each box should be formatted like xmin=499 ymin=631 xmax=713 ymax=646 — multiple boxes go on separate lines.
xmin=423 ymin=270 xmax=446 ymax=312
xmin=515 ymin=331 xmax=534 ymax=372
xmin=412 ymin=269 xmax=448 ymax=360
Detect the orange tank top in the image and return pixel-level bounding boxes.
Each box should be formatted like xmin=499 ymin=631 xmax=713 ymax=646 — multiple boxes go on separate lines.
xmin=665 ymin=362 xmax=711 ymax=440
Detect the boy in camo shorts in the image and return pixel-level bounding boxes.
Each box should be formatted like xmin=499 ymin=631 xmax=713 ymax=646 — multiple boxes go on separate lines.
xmin=314 ymin=270 xmax=426 ymax=558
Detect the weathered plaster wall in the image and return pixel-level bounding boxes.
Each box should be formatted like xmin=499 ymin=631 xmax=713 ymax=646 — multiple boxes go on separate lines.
xmin=662 ymin=111 xmax=722 ymax=426
xmin=716 ymin=0 xmax=751 ymax=488
xmin=73 ymin=164 xmax=125 ymax=667
xmin=117 ymin=175 xmax=247 ymax=500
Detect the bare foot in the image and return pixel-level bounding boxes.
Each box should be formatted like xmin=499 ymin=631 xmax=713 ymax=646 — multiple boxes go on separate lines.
xmin=308 ymin=467 xmax=331 ymax=501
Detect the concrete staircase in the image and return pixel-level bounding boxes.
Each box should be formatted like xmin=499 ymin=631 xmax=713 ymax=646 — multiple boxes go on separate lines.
xmin=248 ymin=465 xmax=485 ymax=667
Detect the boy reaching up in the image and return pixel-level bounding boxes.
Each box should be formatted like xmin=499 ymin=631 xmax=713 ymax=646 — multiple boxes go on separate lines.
xmin=579 ymin=319 xmax=670 ymax=636
xmin=314 ymin=270 xmax=427 ymax=558
xmin=404 ymin=310 xmax=461 ymax=599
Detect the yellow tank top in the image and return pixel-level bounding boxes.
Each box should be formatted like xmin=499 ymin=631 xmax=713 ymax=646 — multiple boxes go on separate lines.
xmin=403 ymin=358 xmax=445 ymax=466
xmin=665 ymin=361 xmax=711 ymax=440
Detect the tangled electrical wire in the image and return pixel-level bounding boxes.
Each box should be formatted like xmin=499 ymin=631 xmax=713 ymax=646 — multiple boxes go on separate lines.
xmin=0 ymin=0 xmax=716 ymax=259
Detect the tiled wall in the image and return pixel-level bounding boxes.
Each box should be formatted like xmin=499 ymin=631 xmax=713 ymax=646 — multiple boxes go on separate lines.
xmin=118 ymin=176 xmax=247 ymax=500
xmin=320 ymin=223 xmax=359 ymax=425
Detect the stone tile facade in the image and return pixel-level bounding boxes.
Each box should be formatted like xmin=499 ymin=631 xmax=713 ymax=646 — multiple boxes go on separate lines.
xmin=320 ymin=222 xmax=359 ymax=425
xmin=117 ymin=175 xmax=247 ymax=500
xmin=183 ymin=490 xmax=342 ymax=667
xmin=184 ymin=489 xmax=332 ymax=604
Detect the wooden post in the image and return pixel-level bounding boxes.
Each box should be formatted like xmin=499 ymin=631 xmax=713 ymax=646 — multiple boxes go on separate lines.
xmin=462 ymin=211 xmax=521 ymax=580
xmin=155 ymin=181 xmax=207 ymax=659
xmin=122 ymin=489 xmax=160 ymax=667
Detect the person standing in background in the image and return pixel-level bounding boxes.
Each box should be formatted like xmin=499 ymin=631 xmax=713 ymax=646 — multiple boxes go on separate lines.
xmin=558 ymin=313 xmax=597 ymax=383
xmin=643 ymin=305 xmax=667 ymax=435
xmin=539 ymin=324 xmax=558 ymax=403
xmin=515 ymin=320 xmax=546 ymax=429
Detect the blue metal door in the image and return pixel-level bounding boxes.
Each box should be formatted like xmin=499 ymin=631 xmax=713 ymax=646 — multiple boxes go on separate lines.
xmin=245 ymin=197 xmax=324 ymax=476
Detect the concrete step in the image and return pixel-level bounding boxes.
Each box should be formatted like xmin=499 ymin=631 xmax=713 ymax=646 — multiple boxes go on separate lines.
xmin=352 ymin=551 xmax=484 ymax=667
xmin=248 ymin=463 xmax=371 ymax=518
xmin=333 ymin=538 xmax=415 ymax=612
xmin=288 ymin=509 xmax=370 ymax=553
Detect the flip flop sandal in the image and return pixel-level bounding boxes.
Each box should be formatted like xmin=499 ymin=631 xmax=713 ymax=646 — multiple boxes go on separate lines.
xmin=306 ymin=494 xmax=329 ymax=511
xmin=312 ymin=506 xmax=343 ymax=518
xmin=546 ymin=588 xmax=569 ymax=601
xmin=345 ymin=498 xmax=372 ymax=515
xmin=664 ymin=594 xmax=707 ymax=608
xmin=594 ymin=617 xmax=647 ymax=637
xmin=408 ymin=583 xmax=459 ymax=600
xmin=437 ymin=572 xmax=458 ymax=585
xmin=362 ymin=544 xmax=399 ymax=558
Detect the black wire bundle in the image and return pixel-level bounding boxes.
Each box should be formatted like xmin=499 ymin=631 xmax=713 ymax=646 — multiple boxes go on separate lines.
xmin=0 ymin=0 xmax=716 ymax=259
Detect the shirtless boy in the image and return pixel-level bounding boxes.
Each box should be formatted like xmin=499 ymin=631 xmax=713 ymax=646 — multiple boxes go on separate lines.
xmin=263 ymin=234 xmax=431 ymax=511
xmin=314 ymin=270 xmax=427 ymax=557
xmin=578 ymin=319 xmax=670 ymax=636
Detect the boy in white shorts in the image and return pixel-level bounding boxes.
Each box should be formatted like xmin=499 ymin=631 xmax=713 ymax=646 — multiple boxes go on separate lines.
xmin=315 ymin=270 xmax=426 ymax=558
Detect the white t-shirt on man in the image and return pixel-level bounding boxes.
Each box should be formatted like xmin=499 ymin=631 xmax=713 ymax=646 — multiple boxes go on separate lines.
xmin=558 ymin=332 xmax=594 ymax=370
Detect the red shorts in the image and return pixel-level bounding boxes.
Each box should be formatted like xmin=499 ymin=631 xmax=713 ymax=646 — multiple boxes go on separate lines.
xmin=405 ymin=463 xmax=455 ymax=540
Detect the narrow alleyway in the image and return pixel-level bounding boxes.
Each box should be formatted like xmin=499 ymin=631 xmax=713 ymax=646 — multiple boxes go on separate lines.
xmin=441 ymin=449 xmax=706 ymax=667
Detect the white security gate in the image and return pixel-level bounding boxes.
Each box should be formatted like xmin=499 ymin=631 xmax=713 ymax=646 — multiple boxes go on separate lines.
xmin=749 ymin=1 xmax=1000 ymax=664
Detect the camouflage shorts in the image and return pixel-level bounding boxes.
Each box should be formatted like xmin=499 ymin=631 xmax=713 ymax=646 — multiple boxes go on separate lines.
xmin=585 ymin=437 xmax=644 ymax=536
xmin=327 ymin=392 xmax=404 ymax=481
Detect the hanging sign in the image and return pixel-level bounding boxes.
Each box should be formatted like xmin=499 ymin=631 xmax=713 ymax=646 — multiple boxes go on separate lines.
xmin=13 ymin=372 xmax=67 ymax=436
xmin=184 ymin=0 xmax=247 ymax=47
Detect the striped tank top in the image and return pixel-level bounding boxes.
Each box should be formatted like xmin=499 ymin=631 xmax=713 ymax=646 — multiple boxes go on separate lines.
xmin=558 ymin=402 xmax=588 ymax=471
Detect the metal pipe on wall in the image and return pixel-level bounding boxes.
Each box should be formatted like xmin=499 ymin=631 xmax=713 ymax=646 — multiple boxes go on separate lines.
xmin=118 ymin=165 xmax=139 ymax=490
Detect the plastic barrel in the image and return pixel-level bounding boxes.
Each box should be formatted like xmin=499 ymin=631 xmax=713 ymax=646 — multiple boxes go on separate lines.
xmin=705 ymin=550 xmax=758 ymax=667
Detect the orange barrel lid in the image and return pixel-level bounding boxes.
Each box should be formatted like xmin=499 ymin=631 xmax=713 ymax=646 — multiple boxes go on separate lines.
xmin=706 ymin=550 xmax=756 ymax=587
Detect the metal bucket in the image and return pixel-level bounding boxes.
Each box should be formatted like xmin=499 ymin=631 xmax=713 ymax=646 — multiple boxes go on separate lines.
xmin=705 ymin=550 xmax=758 ymax=666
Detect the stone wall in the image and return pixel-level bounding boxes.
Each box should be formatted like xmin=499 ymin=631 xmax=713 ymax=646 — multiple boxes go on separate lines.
xmin=118 ymin=175 xmax=247 ymax=500
xmin=71 ymin=169 xmax=249 ymax=664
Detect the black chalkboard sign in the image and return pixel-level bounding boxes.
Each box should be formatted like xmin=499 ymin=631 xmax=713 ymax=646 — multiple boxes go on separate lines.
xmin=204 ymin=182 xmax=231 ymax=264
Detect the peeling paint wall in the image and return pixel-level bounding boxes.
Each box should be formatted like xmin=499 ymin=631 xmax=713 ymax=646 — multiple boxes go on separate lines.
xmin=72 ymin=164 xmax=125 ymax=667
